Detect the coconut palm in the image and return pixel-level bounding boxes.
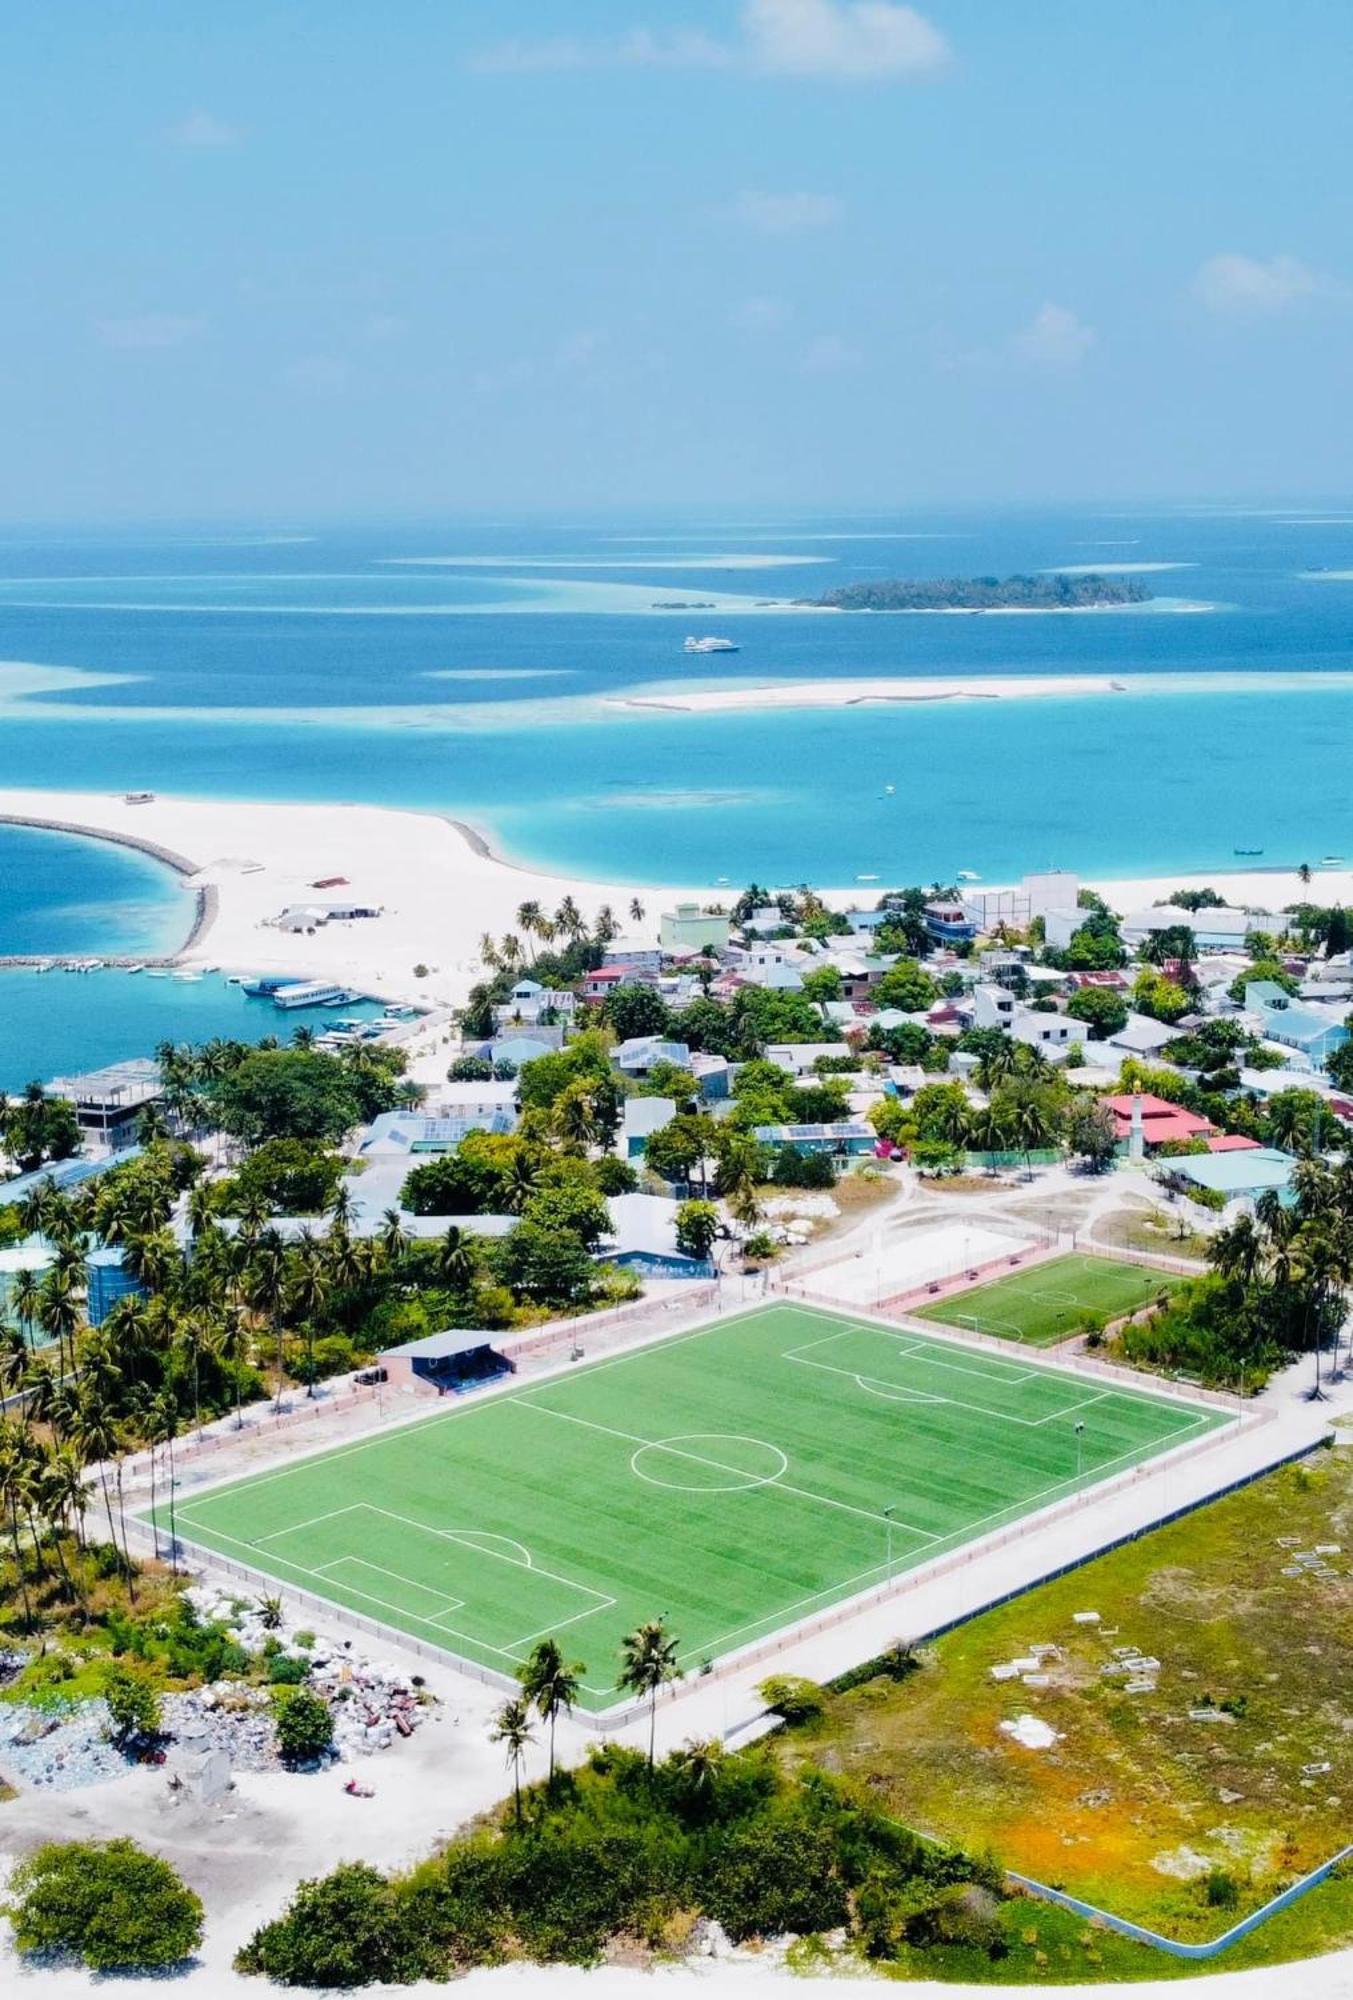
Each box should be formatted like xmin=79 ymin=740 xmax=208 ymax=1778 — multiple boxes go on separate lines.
xmin=490 ymin=1694 xmax=536 ymax=1823
xmin=378 ymin=1208 xmax=410 ymax=1267
xmin=517 ymin=1636 xmax=583 ymax=1786
xmin=618 ymin=1617 xmax=681 ymax=1767
xmin=628 ymin=897 xmax=646 ymax=926
xmin=435 ymin=1225 xmax=477 ymax=1293
xmin=288 ymin=1232 xmax=329 ymax=1396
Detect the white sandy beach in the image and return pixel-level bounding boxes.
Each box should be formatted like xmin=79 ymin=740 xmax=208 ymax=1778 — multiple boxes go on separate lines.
xmin=606 ymin=674 xmax=1130 ymax=715
xmin=1 ymin=788 xmax=1350 ymax=1020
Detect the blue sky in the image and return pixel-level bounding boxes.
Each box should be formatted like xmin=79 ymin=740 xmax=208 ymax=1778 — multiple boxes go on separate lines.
xmin=3 ymin=0 xmax=1351 ymax=519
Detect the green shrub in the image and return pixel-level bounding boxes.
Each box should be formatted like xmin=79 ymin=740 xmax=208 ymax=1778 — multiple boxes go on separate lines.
xmin=236 ymin=1862 xmax=433 ymax=1987
xmin=759 ymin=1674 xmax=826 ymax=1723
xmin=268 ymin=1652 xmax=311 ymax=1686
xmin=1204 ymin=1867 xmax=1241 ymax=1909
xmin=905 ymin=1881 xmax=1008 ymax=1957
xmin=102 ymin=1664 xmax=161 ymax=1748
xmin=274 ymin=1687 xmax=334 ymax=1765
xmin=6 ymin=1838 xmax=202 ymax=1971
xmin=700 ymin=1811 xmax=849 ymax=1940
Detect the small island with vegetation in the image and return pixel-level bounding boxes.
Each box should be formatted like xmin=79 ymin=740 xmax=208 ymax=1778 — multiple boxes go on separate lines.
xmin=807 ymin=571 xmax=1153 ymax=611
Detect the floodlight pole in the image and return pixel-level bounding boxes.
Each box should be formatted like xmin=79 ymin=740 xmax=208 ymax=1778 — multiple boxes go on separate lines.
xmin=884 ymin=1505 xmax=896 ymax=1577
xmin=1074 ymin=1420 xmax=1085 ymax=1481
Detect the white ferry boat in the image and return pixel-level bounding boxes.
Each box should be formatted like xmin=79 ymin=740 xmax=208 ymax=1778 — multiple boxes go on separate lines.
xmin=683 ymin=635 xmax=739 ymax=655
xmin=270 ymin=980 xmax=353 ymax=1011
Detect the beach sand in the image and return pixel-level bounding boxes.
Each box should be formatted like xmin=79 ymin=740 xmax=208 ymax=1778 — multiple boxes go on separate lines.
xmin=0 ymin=787 xmax=1347 ymax=1014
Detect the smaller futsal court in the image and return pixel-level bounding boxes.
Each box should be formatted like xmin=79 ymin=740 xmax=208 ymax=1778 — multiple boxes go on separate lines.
xmin=157 ymin=1301 xmax=1224 ymax=1708
xmin=913 ymin=1252 xmax=1184 ymax=1347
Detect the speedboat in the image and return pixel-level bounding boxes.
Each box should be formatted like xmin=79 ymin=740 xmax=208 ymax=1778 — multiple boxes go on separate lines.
xmin=957 ymin=869 xmax=981 ymax=882
xmin=683 ymin=635 xmax=739 ymax=654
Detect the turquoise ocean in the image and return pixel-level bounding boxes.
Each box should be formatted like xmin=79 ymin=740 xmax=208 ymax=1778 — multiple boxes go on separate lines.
xmin=0 ymin=505 xmax=1350 ymax=1078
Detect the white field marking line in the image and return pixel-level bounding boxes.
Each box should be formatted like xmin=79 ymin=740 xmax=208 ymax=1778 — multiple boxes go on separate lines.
xmin=630 ymin=1436 xmax=789 ymax=1494
xmin=362 ymin=1504 xmax=614 ymax=1608
xmin=786 ymin=1345 xmax=1100 ymax=1432
xmin=1027 ymin=1390 xmax=1111 ymax=1428
xmin=251 ymin=1503 xmax=367 ymax=1547
xmin=622 ymin=1399 xmax=1221 ymax=1670
xmin=785 ymin=1322 xmax=1044 ymax=1388
xmin=164 ymin=1513 xmax=619 ymax=1682
xmin=514 ymin=1397 xmax=941 ymax=1541
xmin=316 ymin=1555 xmax=465 ymax=1619
xmin=783 ymin=1328 xmax=928 ymax=1368
xmin=949 ymin=1314 xmax=1029 ymax=1344
xmin=850 ymin=1375 xmax=948 ymax=1407
xmin=149 ymin=1299 xmax=821 ymax=1519
xmin=471 ymin=1595 xmax=620 ymax=1659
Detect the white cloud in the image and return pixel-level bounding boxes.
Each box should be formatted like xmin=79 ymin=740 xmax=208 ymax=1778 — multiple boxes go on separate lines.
xmin=1013 ymin=303 xmax=1095 ymax=368
xmin=472 ymin=1 xmax=946 ymax=81
xmin=96 ymin=314 xmax=205 ymax=351
xmin=802 ymin=333 xmax=861 ymax=373
xmin=745 ymin=0 xmax=947 ymax=78
xmin=731 ymin=296 xmax=792 ymax=332
xmin=731 ymin=189 xmax=841 ymax=233
xmin=165 ymin=110 xmax=243 ymax=148
xmin=472 ymin=28 xmax=731 ymax=74
xmin=1192 ymin=252 xmax=1327 ymax=315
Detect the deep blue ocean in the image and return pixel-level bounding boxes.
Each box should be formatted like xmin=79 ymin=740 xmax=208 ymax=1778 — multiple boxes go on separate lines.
xmin=0 ymin=504 xmax=1350 ymax=1074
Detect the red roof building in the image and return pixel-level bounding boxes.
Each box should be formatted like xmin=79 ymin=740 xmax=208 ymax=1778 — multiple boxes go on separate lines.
xmin=1206 ymin=1134 xmax=1262 ymax=1153
xmin=1102 ymin=1093 xmax=1216 ymax=1149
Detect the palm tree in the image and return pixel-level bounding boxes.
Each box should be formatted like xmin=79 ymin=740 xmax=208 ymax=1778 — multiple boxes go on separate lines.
xmin=378 ymin=1208 xmax=410 ymax=1267
xmin=245 ymin=1229 xmax=291 ymax=1410
xmin=10 ymin=1268 xmax=42 ymax=1351
xmin=516 ymin=902 xmax=543 ymax=961
xmin=0 ymin=1425 xmax=35 ymax=1628
xmin=1209 ymin=1214 xmax=1263 ymax=1286
xmin=151 ymin=1392 xmax=180 ymax=1573
xmin=501 ymin=1150 xmax=542 ymax=1215
xmin=555 ymin=896 xmax=584 ymax=942
xmin=217 ymin=1299 xmax=251 ymax=1428
xmin=435 ymin=1225 xmax=477 ymax=1293
xmin=618 ymin=1617 xmax=681 ymax=1767
xmin=490 ymin=1694 xmax=536 ymax=1823
xmin=73 ymin=1401 xmax=134 ymax=1599
xmin=517 ymin=1636 xmax=583 ymax=1786
xmin=288 ymin=1233 xmax=329 ymax=1396
xmin=36 ymin=1266 xmax=84 ymax=1379
xmin=629 ymin=897 xmax=646 ymax=926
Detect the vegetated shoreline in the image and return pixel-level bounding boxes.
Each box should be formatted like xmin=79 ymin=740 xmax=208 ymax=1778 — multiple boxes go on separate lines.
xmin=804 ymin=571 xmax=1154 ymax=613
xmin=0 ymin=787 xmax=1351 ymax=1013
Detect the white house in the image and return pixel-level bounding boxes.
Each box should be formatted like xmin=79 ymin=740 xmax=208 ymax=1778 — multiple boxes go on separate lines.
xmin=1010 ymin=1008 xmax=1078 ymax=1058
xmin=764 ymin=1041 xmax=852 ymax=1078
xmin=1104 ymin=1013 xmax=1184 ymax=1059
xmin=1120 ymin=905 xmax=1256 ymax=951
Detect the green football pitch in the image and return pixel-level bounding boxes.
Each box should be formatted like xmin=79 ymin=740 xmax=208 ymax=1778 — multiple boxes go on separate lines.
xmin=157 ymin=1302 xmax=1224 ymax=1708
xmin=913 ymin=1253 xmax=1185 ymax=1347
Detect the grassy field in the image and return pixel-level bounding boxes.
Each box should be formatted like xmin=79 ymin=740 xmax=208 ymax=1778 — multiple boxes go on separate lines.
xmin=776 ymin=1441 xmax=1353 ymax=1951
xmin=152 ymin=1303 xmax=1223 ymax=1708
xmin=914 ymin=1252 xmax=1185 ymax=1346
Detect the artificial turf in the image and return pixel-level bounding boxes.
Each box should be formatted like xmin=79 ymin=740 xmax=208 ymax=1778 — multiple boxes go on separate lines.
xmin=913 ymin=1252 xmax=1185 ymax=1347
xmin=157 ymin=1301 xmax=1224 ymax=1707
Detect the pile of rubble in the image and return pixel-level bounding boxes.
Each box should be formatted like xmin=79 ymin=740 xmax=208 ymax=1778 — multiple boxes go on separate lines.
xmin=0 ymin=1592 xmax=434 ymax=1794
xmin=0 ymin=1697 xmax=128 ymax=1791
xmin=183 ymin=1585 xmax=432 ymax=1760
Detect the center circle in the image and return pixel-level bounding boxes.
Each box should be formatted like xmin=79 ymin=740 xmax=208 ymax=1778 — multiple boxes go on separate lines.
xmin=630 ymin=1433 xmax=788 ymax=1493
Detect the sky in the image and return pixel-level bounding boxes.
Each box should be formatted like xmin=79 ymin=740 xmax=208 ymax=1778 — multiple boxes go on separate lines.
xmin=3 ymin=0 xmax=1352 ymax=520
